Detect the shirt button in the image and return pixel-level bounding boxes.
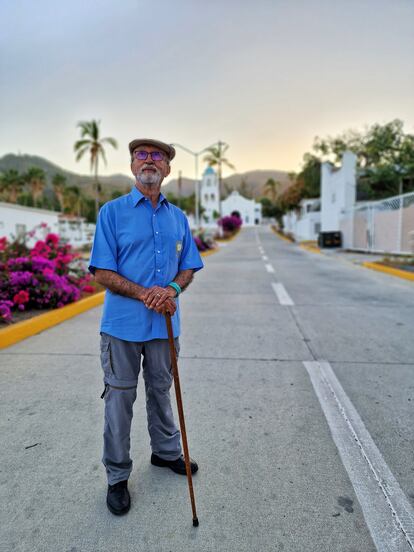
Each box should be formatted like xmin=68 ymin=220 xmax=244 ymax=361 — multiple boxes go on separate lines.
xmin=157 ymin=250 xmax=160 ymax=253
xmin=155 ymin=231 xmax=159 ymax=234
xmin=157 ymin=269 xmax=160 ymax=272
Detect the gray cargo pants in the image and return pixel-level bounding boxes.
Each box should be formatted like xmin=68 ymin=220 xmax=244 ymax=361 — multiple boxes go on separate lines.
xmin=99 ymin=332 xmax=182 ymax=485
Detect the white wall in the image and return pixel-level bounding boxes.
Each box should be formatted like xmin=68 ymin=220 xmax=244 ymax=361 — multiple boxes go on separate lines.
xmin=282 ymin=198 xmax=320 ymax=241
xmin=221 ymin=191 xmax=262 ymax=226
xmin=321 ymin=150 xmax=357 ymax=232
xmin=0 ymin=202 xmax=60 ymax=246
xmin=0 ymin=202 xmax=95 ymax=247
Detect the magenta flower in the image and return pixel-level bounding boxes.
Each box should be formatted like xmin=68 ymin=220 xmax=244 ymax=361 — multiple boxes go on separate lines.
xmin=0 ymin=300 xmax=13 ymax=322
xmin=45 ymin=233 xmax=59 ymax=245
xmin=13 ymin=290 xmax=30 ymax=305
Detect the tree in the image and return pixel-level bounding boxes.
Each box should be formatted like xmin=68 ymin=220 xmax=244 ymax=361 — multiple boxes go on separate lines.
xmin=203 ymin=142 xmax=235 ymax=215
xmin=24 ymin=167 xmax=46 ymax=206
xmin=312 ymin=119 xmax=414 ymax=198
xmin=74 ymin=119 xmax=118 ymax=220
xmin=63 ymin=185 xmax=82 ymax=216
xmin=52 ymin=173 xmax=67 ymax=212
xmin=0 ymin=169 xmax=24 ymax=203
xmin=263 ymin=178 xmax=280 ymax=203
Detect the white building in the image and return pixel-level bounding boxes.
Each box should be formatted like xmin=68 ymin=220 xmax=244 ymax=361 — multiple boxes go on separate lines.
xmin=221 ymin=190 xmax=262 ymax=226
xmin=200 ymin=167 xmax=220 ymax=224
xmin=0 ymin=202 xmax=95 ymax=248
xmin=321 ymin=150 xmax=357 ymax=232
xmin=281 ymin=151 xmax=357 ymax=243
xmin=282 ymin=198 xmax=321 ymax=241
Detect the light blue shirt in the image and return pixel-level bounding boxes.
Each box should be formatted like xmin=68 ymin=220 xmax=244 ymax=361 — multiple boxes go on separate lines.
xmin=88 ymin=186 xmax=203 ymax=341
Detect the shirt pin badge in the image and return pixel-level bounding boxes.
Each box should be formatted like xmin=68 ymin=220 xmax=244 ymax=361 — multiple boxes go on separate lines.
xmin=176 ymin=241 xmax=182 ymax=253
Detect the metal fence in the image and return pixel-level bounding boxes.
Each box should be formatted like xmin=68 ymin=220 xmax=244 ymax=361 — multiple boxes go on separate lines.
xmin=340 ymin=191 xmax=414 ymax=254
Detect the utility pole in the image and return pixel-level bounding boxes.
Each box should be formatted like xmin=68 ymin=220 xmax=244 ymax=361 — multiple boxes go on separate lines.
xmin=178 ymin=170 xmax=182 ymax=209
xmin=218 ymin=140 xmax=223 ymax=217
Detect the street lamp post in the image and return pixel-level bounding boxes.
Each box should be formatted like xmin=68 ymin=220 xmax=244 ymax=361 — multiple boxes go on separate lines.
xmin=171 ymin=142 xmax=221 ymax=228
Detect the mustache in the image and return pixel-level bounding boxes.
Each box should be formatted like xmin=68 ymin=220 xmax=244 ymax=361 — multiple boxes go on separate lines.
xmin=140 ymin=164 xmax=161 ymax=173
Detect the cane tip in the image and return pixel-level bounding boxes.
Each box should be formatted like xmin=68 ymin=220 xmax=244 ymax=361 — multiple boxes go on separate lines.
xmin=193 ymin=517 xmax=199 ymax=527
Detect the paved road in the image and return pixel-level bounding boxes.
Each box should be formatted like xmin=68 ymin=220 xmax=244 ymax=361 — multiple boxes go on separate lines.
xmin=1 ymin=226 xmax=413 ymax=552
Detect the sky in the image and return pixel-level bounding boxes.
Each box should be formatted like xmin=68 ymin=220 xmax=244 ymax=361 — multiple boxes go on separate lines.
xmin=1 ymin=0 xmax=413 ymax=183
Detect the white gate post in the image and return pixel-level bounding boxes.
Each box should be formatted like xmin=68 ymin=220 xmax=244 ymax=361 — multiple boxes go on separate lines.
xmin=397 ymin=194 xmax=403 ymax=254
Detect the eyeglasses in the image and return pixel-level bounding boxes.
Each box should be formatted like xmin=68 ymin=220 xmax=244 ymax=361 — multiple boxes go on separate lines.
xmin=134 ymin=150 xmax=165 ymax=161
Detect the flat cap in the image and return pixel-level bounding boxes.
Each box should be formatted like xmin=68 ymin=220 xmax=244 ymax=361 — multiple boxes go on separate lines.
xmin=128 ymin=138 xmax=176 ymax=161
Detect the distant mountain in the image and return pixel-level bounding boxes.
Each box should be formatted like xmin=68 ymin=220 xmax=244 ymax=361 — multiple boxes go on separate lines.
xmin=0 ymin=153 xmax=293 ymax=200
xmin=162 ymin=170 xmax=293 ymax=199
xmin=0 ymin=154 xmax=134 ymax=198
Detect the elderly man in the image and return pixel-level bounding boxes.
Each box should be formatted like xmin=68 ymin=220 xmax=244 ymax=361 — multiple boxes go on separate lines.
xmin=89 ymin=138 xmax=203 ymax=516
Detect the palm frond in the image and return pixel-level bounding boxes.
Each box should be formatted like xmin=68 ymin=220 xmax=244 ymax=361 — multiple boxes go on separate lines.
xmin=101 ymin=137 xmax=118 ymax=149
xmin=75 ymin=146 xmax=90 ymax=161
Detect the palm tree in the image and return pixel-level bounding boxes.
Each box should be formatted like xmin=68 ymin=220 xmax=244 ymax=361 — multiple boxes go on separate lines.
xmin=203 ymin=141 xmax=235 ymax=216
xmin=263 ymin=178 xmax=281 ymax=203
xmin=52 ymin=173 xmax=67 ymax=212
xmin=63 ymin=185 xmax=82 ymax=216
xmin=74 ymin=120 xmax=118 ymax=220
xmin=24 ymin=167 xmax=46 ymax=206
xmin=0 ymin=169 xmax=24 ymax=203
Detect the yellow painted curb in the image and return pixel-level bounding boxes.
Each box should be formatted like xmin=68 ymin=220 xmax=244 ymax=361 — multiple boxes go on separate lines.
xmin=0 ymin=291 xmax=105 ymax=350
xmin=215 ymin=228 xmax=241 ymax=243
xmin=270 ymin=226 xmax=294 ymax=243
xmin=362 ymin=262 xmax=414 ymax=282
xmin=201 ymin=248 xmax=218 ymax=257
xmin=300 ymin=244 xmax=322 ymax=254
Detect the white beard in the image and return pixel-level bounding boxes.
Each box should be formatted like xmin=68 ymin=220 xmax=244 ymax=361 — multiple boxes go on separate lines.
xmin=136 ymin=166 xmax=163 ymax=188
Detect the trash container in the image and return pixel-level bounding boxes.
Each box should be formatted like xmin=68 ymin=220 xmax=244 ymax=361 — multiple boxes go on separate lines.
xmin=318 ymin=231 xmax=342 ymax=248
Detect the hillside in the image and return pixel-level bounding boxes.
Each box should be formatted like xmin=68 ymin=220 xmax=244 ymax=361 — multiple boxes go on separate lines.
xmin=0 ymin=154 xmax=134 ymax=197
xmin=0 ymin=153 xmax=293 ymax=200
xmin=162 ymin=170 xmax=293 ymax=199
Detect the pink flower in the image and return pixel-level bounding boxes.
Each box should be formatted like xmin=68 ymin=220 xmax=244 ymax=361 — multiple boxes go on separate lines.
xmin=31 ymin=240 xmax=51 ymax=258
xmin=0 ymin=237 xmax=7 ymax=251
xmin=82 ymin=285 xmax=95 ymax=293
xmin=13 ymin=290 xmax=30 ymax=305
xmin=45 ymin=233 xmax=59 ymax=245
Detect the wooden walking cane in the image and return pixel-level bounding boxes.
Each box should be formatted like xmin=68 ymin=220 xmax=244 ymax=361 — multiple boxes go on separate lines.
xmin=165 ymin=312 xmax=199 ymax=527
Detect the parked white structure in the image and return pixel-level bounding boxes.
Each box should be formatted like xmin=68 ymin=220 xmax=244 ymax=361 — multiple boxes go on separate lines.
xmin=0 ymin=202 xmax=95 ymax=248
xmin=282 ymin=199 xmax=321 ymax=241
xmin=221 ymin=190 xmax=262 ymax=226
xmin=321 ymin=151 xmax=357 ymax=232
xmin=200 ymin=167 xmax=220 ymax=224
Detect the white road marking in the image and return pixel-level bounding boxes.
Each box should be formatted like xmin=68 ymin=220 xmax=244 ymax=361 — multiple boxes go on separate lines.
xmin=271 ymin=282 xmax=294 ymax=305
xmin=262 ymin=255 xmax=269 ymax=261
xmin=265 ymin=263 xmax=275 ymax=273
xmin=304 ymin=360 xmax=414 ymax=552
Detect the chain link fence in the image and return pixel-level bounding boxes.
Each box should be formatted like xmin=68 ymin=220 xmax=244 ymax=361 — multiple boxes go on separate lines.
xmin=340 ymin=191 xmax=414 ymax=254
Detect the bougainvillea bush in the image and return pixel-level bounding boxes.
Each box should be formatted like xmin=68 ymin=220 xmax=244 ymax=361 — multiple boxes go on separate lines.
xmin=0 ymin=224 xmax=95 ymax=323
xmin=192 ymin=229 xmax=217 ymax=252
xmin=217 ymin=214 xmax=242 ymax=236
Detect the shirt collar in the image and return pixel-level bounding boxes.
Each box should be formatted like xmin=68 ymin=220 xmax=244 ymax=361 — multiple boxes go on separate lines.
xmin=130 ymin=186 xmax=170 ymax=209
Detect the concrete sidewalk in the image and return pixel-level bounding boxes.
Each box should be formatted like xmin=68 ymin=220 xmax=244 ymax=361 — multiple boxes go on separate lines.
xmin=1 ymin=226 xmax=401 ymax=551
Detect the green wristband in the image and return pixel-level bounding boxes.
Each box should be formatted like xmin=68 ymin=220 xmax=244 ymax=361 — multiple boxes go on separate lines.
xmin=168 ymin=282 xmax=181 ymax=296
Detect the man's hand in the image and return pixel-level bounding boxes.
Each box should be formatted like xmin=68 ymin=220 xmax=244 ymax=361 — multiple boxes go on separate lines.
xmin=142 ymin=286 xmax=176 ymax=310
xmin=154 ymin=297 xmax=177 ymax=316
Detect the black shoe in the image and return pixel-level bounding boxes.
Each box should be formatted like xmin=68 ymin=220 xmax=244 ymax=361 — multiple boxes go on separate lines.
xmin=151 ymin=453 xmax=199 ymax=475
xmin=106 ymin=479 xmax=130 ymax=516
